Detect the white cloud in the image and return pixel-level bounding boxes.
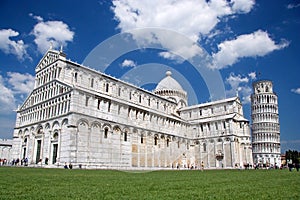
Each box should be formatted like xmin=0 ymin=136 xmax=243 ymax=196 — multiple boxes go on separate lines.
xmin=248 ymin=72 xmax=256 ymax=80
xmin=0 ymin=74 xmax=16 ymax=113
xmin=0 ymin=72 xmax=35 ymax=114
xmin=291 ymin=88 xmax=300 ymax=94
xmin=226 ymin=73 xmax=249 ymax=88
xmin=111 ymin=0 xmax=255 ymax=60
xmin=0 ymin=29 xmax=28 ymax=61
xmin=238 ymin=86 xmax=252 ymax=104
xmin=29 ymin=13 xmax=43 ymax=22
xmin=121 ymin=59 xmax=136 ymax=68
xmin=211 ymin=30 xmax=289 ymax=69
xmin=7 ymin=72 xmax=35 ymax=94
xmin=231 ymin=0 xmax=255 ymax=13
xmin=226 ymin=73 xmax=254 ymax=104
xmin=32 ymin=20 xmax=74 ymax=53
xmin=287 ymin=3 xmax=300 ymax=9
xmin=158 ymin=51 xmax=185 ymax=63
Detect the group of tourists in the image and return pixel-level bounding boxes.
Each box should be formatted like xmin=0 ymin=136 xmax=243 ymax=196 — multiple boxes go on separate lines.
xmin=0 ymin=158 xmax=8 ymax=166
xmin=0 ymin=157 xmax=28 ymax=166
xmin=64 ymin=162 xmax=73 ymax=169
xmin=12 ymin=158 xmax=29 ymax=166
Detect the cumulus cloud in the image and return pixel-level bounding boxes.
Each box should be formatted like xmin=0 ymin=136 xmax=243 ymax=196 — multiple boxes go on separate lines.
xmin=111 ymin=0 xmax=255 ymax=60
xmin=121 ymin=59 xmax=136 ymax=68
xmin=248 ymin=72 xmax=256 ymax=80
xmin=0 ymin=29 xmax=28 ymax=61
xmin=226 ymin=73 xmax=249 ymax=88
xmin=211 ymin=30 xmax=289 ymax=69
xmin=0 ymin=74 xmax=15 ymax=113
xmin=0 ymin=72 xmax=35 ymax=114
xmin=231 ymin=0 xmax=255 ymax=13
xmin=226 ymin=73 xmax=255 ymax=104
xmin=291 ymin=88 xmax=300 ymax=94
xmin=7 ymin=72 xmax=35 ymax=94
xmin=32 ymin=19 xmax=74 ymax=53
xmin=158 ymin=51 xmax=185 ymax=63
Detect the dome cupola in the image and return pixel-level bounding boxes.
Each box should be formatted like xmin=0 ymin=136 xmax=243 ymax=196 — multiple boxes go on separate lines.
xmin=154 ymin=71 xmax=187 ymax=108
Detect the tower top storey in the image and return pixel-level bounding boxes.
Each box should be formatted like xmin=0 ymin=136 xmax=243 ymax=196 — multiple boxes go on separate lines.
xmin=252 ymin=80 xmax=273 ymax=94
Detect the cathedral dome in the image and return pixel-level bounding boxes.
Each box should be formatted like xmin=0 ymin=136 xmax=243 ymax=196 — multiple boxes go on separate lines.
xmin=155 ymin=71 xmax=184 ymax=91
xmin=154 ymin=71 xmax=187 ymax=107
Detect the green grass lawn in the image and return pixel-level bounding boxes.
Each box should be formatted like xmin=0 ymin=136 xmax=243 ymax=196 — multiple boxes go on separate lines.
xmin=0 ymin=167 xmax=299 ymax=200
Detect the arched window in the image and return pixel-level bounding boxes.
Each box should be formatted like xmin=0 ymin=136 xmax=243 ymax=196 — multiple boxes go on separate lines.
xmin=74 ymin=72 xmax=78 ymax=82
xmin=154 ymin=136 xmax=158 ymax=145
xmin=203 ymin=143 xmax=207 ymax=152
xmin=105 ymin=83 xmax=109 ymax=92
xmin=141 ymin=134 xmax=144 ymax=144
xmin=37 ymin=127 xmax=43 ymax=135
xmin=97 ymin=99 xmax=100 ymax=110
xmin=104 ymin=128 xmax=108 ymax=138
xmin=53 ymin=132 xmax=59 ymax=140
xmin=167 ymin=138 xmax=170 ymax=147
xmin=90 ymin=78 xmax=94 ymax=88
xmin=85 ymin=96 xmax=89 ymax=107
xmin=124 ymin=131 xmax=127 ymax=142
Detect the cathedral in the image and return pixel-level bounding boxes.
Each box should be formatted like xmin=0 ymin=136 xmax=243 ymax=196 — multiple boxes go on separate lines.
xmin=11 ymin=48 xmax=253 ymax=169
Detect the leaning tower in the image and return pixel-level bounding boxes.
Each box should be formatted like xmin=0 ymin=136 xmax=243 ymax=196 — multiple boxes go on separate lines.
xmin=251 ymin=80 xmax=281 ymax=167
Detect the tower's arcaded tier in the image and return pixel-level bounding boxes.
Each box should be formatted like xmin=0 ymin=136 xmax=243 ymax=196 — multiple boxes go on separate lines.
xmin=251 ymin=80 xmax=281 ymax=167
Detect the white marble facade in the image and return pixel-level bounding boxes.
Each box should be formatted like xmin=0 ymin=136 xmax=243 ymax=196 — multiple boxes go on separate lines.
xmin=251 ymin=80 xmax=281 ymax=167
xmin=11 ymin=49 xmax=252 ymax=169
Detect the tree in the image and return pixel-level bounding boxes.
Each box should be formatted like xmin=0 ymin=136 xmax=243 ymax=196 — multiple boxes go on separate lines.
xmin=285 ymin=150 xmax=300 ymax=164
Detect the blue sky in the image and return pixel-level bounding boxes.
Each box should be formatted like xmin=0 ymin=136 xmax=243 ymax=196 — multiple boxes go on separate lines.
xmin=0 ymin=0 xmax=299 ymax=152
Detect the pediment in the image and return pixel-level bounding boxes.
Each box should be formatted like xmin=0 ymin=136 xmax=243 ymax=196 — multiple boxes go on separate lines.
xmin=18 ymin=80 xmax=72 ymax=111
xmin=35 ymin=49 xmax=66 ymax=72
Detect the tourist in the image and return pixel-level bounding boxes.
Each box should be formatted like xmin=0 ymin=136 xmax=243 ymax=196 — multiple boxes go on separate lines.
xmin=24 ymin=158 xmax=28 ymax=166
xmin=288 ymin=163 xmax=293 ymax=172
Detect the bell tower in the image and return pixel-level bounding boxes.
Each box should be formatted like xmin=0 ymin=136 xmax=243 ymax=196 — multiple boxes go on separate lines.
xmin=251 ymin=80 xmax=281 ymax=167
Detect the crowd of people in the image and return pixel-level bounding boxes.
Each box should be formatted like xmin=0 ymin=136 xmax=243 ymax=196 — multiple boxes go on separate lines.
xmin=1 ymin=157 xmax=299 ymax=172
xmin=0 ymin=158 xmax=29 ymax=166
